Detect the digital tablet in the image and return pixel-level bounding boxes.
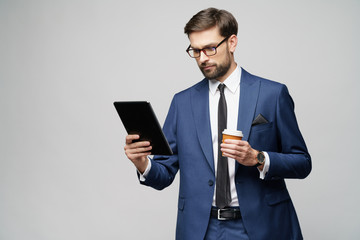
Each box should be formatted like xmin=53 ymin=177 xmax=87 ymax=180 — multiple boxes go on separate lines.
xmin=113 ymin=101 xmax=173 ymax=155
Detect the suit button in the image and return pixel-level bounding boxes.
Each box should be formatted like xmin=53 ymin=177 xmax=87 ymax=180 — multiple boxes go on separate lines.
xmin=208 ymin=180 xmax=214 ymax=186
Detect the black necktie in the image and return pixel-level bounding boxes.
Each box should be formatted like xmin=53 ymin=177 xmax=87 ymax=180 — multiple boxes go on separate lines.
xmin=216 ymin=83 xmax=231 ymax=208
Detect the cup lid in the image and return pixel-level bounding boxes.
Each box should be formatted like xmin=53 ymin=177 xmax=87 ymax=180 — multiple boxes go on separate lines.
xmin=222 ymin=129 xmax=243 ymax=137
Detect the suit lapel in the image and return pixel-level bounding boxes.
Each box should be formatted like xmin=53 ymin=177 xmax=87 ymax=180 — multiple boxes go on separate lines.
xmin=236 ymin=68 xmax=261 ymax=171
xmin=191 ymin=80 xmax=215 ymax=173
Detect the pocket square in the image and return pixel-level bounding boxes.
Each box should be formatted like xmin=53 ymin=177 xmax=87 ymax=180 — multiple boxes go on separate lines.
xmin=252 ymin=114 xmax=269 ymax=126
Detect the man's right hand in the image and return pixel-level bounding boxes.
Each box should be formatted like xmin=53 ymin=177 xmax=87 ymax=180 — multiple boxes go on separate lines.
xmin=124 ymin=134 xmax=152 ymax=174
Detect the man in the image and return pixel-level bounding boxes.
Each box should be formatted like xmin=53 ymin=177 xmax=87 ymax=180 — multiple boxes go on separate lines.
xmin=124 ymin=8 xmax=311 ymax=240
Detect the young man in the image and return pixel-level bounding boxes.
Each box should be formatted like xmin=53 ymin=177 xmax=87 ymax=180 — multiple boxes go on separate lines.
xmin=124 ymin=8 xmax=311 ymax=240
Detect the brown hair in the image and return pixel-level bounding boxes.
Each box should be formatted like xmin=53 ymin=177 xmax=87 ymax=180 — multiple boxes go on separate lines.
xmin=184 ymin=8 xmax=238 ymax=37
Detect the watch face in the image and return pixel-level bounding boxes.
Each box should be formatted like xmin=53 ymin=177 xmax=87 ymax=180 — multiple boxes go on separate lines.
xmin=257 ymin=152 xmax=265 ymax=163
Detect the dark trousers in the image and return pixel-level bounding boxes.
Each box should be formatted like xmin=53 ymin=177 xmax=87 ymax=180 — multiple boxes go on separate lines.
xmin=204 ymin=217 xmax=250 ymax=240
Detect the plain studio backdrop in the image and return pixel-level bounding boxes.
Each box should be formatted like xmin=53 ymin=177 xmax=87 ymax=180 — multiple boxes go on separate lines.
xmin=1 ymin=0 xmax=359 ymax=239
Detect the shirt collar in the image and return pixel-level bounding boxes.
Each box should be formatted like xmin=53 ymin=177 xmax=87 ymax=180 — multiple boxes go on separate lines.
xmin=209 ymin=66 xmax=241 ymax=95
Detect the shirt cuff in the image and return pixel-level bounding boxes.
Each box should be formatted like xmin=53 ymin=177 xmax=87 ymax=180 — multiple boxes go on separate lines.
xmin=138 ymin=156 xmax=152 ymax=182
xmin=258 ymin=152 xmax=270 ymax=180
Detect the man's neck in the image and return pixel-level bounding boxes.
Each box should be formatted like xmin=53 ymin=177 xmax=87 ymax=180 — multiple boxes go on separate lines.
xmin=217 ymin=62 xmax=238 ymax=83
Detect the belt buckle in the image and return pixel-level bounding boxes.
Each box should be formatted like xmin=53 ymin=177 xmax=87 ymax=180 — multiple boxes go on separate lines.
xmin=217 ymin=209 xmax=228 ymax=221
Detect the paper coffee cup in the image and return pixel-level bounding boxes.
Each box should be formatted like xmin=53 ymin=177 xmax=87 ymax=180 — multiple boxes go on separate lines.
xmin=222 ymin=129 xmax=243 ymax=142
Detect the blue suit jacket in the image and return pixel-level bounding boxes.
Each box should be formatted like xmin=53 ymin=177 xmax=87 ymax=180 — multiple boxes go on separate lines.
xmin=141 ymin=68 xmax=311 ymax=240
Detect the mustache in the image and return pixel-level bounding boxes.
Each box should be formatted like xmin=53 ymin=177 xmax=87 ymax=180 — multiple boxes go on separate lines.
xmin=200 ymin=63 xmax=216 ymax=68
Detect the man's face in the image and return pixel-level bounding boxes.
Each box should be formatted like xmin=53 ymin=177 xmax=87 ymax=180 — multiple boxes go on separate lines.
xmin=188 ymin=26 xmax=235 ymax=81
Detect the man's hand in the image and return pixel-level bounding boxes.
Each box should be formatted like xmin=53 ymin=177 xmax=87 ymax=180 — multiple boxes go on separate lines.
xmin=124 ymin=134 xmax=152 ymax=174
xmin=220 ymin=139 xmax=264 ymax=170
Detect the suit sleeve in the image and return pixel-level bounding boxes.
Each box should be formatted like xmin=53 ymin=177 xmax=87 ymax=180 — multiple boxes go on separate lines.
xmin=139 ymin=96 xmax=179 ymax=190
xmin=265 ymin=85 xmax=312 ymax=180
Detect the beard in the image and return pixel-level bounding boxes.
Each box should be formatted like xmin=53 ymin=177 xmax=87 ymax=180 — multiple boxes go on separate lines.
xmin=199 ymin=53 xmax=232 ymax=80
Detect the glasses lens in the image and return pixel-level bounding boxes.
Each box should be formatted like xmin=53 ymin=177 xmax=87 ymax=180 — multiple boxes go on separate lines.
xmin=188 ymin=49 xmax=198 ymax=58
xmin=203 ymin=48 xmax=216 ymax=56
xmin=188 ymin=48 xmax=217 ymax=58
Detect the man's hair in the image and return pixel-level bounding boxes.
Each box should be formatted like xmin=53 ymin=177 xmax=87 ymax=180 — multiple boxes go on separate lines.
xmin=184 ymin=8 xmax=238 ymax=37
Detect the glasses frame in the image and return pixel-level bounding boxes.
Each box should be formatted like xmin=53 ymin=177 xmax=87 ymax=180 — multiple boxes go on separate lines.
xmin=186 ymin=36 xmax=229 ymax=58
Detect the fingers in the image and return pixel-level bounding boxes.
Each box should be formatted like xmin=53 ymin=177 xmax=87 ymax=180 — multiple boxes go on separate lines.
xmin=223 ymin=139 xmax=247 ymax=146
xmin=221 ymin=139 xmax=255 ymax=166
xmin=125 ymin=143 xmax=152 ymax=156
xmin=221 ymin=148 xmax=246 ymax=159
xmin=125 ymin=134 xmax=140 ymax=144
xmin=124 ymin=134 xmax=152 ymax=159
xmin=125 ymin=135 xmax=151 ymax=148
xmin=221 ymin=139 xmax=249 ymax=153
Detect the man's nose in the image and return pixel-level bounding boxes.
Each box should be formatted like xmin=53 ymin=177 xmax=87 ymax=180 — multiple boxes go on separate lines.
xmin=199 ymin=50 xmax=209 ymax=63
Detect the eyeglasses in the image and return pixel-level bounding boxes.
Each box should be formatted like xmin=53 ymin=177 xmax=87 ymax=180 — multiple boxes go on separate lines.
xmin=186 ymin=36 xmax=229 ymax=58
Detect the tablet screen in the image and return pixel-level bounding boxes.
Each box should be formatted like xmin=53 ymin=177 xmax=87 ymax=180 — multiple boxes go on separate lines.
xmin=114 ymin=101 xmax=173 ymax=155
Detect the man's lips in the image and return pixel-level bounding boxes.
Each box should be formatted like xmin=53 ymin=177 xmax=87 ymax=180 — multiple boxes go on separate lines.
xmin=201 ymin=65 xmax=215 ymax=71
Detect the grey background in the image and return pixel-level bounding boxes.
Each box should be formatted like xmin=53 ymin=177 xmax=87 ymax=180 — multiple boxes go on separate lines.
xmin=1 ymin=0 xmax=359 ymax=239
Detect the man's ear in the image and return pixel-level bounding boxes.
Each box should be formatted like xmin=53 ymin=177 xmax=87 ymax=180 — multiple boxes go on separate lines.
xmin=228 ymin=34 xmax=238 ymax=53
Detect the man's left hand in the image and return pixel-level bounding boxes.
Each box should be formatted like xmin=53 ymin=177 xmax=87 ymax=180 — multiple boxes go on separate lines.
xmin=221 ymin=139 xmax=263 ymax=170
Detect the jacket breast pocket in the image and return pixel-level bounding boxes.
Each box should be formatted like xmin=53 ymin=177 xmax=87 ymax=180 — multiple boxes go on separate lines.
xmin=249 ymin=122 xmax=274 ymax=150
xmin=251 ymin=122 xmax=273 ymax=133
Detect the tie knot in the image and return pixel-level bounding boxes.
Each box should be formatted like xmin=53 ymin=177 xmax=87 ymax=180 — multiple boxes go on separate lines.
xmin=218 ymin=83 xmax=226 ymax=94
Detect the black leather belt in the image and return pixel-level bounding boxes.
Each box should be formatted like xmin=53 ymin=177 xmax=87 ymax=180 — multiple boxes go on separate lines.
xmin=211 ymin=208 xmax=241 ymax=220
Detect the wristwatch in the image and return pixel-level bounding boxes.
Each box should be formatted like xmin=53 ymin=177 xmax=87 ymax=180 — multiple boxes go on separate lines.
xmin=254 ymin=151 xmax=265 ymax=167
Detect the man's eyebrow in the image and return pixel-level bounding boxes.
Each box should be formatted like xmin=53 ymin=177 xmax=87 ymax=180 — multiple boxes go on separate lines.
xmin=190 ymin=42 xmax=218 ymax=49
